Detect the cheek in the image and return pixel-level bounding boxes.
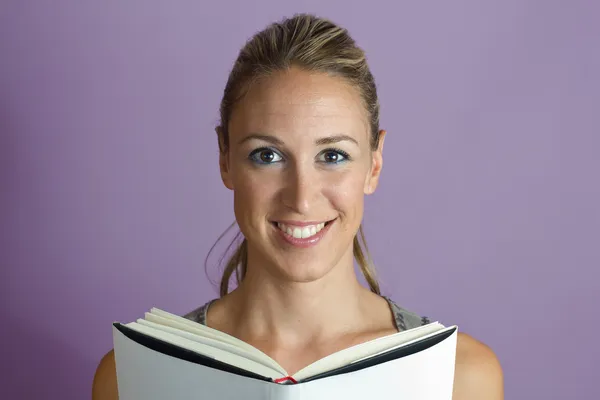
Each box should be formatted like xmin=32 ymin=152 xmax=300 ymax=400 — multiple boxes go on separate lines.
xmin=232 ymin=167 xmax=278 ymax=219
xmin=323 ymin=170 xmax=367 ymax=218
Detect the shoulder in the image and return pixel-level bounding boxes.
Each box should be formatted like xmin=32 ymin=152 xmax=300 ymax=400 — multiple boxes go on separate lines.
xmin=452 ymin=332 xmax=504 ymax=400
xmin=92 ymin=349 xmax=119 ymax=400
xmin=182 ymin=299 xmax=215 ymax=324
xmin=383 ymin=296 xmax=431 ymax=330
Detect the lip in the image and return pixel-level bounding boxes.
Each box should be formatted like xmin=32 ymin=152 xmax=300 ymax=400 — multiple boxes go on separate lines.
xmin=272 ymin=219 xmax=335 ymax=248
xmin=273 ymin=220 xmax=331 ymax=227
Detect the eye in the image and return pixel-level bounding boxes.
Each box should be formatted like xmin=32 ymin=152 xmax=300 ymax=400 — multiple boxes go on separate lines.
xmin=318 ymin=149 xmax=350 ymax=164
xmin=249 ymin=148 xmax=283 ymax=164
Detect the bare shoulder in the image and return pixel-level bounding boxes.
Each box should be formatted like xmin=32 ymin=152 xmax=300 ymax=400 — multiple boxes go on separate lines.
xmin=452 ymin=332 xmax=504 ymax=400
xmin=92 ymin=349 xmax=119 ymax=400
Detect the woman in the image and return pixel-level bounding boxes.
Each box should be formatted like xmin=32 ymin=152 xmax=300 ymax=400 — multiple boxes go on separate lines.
xmin=93 ymin=13 xmax=503 ymax=399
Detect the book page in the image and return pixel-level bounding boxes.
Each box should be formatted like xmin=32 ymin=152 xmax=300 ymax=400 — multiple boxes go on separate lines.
xmin=113 ymin=326 xmax=279 ymax=400
xmin=113 ymin=324 xmax=457 ymax=400
xmin=291 ymin=323 xmax=447 ymax=381
xmin=142 ymin=307 xmax=451 ymax=383
xmin=123 ymin=321 xmax=284 ymax=379
xmin=142 ymin=313 xmax=287 ymax=375
xmin=148 ymin=308 xmax=253 ymax=349
xmin=284 ymin=329 xmax=458 ymax=400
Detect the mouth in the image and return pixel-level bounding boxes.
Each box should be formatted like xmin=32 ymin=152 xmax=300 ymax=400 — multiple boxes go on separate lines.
xmin=270 ymin=219 xmax=336 ymax=247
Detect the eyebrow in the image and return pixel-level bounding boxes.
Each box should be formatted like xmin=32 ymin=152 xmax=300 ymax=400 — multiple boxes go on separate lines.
xmin=238 ymin=134 xmax=284 ymax=146
xmin=238 ymin=133 xmax=358 ymax=146
xmin=315 ymin=134 xmax=358 ymax=146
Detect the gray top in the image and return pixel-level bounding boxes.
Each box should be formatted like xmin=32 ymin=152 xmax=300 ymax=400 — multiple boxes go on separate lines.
xmin=184 ymin=296 xmax=431 ymax=331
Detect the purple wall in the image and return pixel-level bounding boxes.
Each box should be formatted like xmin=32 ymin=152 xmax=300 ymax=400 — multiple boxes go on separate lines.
xmin=1 ymin=1 xmax=598 ymax=399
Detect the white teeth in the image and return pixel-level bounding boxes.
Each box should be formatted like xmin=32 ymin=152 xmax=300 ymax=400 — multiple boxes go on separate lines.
xmin=276 ymin=221 xmax=328 ymax=239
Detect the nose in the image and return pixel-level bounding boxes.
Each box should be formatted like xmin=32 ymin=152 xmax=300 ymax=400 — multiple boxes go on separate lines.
xmin=280 ymin=163 xmax=319 ymax=215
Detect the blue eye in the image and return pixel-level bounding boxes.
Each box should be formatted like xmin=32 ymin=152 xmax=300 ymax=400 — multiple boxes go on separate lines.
xmin=318 ymin=149 xmax=350 ymax=164
xmin=249 ymin=148 xmax=283 ymax=164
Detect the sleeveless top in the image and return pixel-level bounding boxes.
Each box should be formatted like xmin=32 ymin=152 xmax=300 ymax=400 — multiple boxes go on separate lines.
xmin=184 ymin=296 xmax=431 ymax=332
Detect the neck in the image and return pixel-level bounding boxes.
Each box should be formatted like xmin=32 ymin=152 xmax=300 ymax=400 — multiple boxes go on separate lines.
xmin=225 ymin=250 xmax=375 ymax=347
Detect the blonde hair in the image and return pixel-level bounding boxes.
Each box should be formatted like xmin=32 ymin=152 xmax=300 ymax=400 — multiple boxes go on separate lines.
xmin=212 ymin=13 xmax=382 ymax=297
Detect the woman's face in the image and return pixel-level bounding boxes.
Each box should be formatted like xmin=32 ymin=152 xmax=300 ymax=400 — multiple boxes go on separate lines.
xmin=219 ymin=67 xmax=385 ymax=283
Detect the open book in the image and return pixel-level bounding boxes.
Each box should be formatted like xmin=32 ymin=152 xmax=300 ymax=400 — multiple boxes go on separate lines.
xmin=112 ymin=307 xmax=458 ymax=400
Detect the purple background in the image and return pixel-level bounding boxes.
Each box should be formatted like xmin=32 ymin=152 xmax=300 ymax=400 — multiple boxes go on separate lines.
xmin=1 ymin=1 xmax=598 ymax=399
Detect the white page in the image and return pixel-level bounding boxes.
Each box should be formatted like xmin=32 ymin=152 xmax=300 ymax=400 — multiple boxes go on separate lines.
xmin=113 ymin=325 xmax=457 ymax=400
xmin=292 ymin=322 xmax=447 ymax=380
xmin=113 ymin=326 xmax=281 ymax=400
xmin=140 ymin=314 xmax=287 ymax=374
xmin=148 ymin=308 xmax=259 ymax=351
xmin=281 ymin=328 xmax=458 ymax=400
xmin=147 ymin=306 xmax=448 ymax=381
xmin=122 ymin=322 xmax=283 ymax=379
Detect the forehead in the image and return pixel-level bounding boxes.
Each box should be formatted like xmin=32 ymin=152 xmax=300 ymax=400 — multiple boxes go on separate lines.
xmin=229 ymin=68 xmax=369 ymax=140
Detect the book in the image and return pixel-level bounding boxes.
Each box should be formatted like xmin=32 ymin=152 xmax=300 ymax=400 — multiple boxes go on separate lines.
xmin=112 ymin=307 xmax=458 ymax=399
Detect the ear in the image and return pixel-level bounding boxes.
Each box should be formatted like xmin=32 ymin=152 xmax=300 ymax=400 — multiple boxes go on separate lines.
xmin=216 ymin=126 xmax=234 ymax=191
xmin=364 ymin=129 xmax=386 ymax=195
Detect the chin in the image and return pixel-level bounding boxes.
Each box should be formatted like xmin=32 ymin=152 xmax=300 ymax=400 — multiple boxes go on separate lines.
xmin=271 ymin=259 xmax=336 ymax=284
xmin=268 ymin=244 xmax=350 ymax=285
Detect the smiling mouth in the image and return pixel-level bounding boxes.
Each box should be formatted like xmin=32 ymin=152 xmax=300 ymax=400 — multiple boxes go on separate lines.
xmin=271 ymin=219 xmax=335 ymax=239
